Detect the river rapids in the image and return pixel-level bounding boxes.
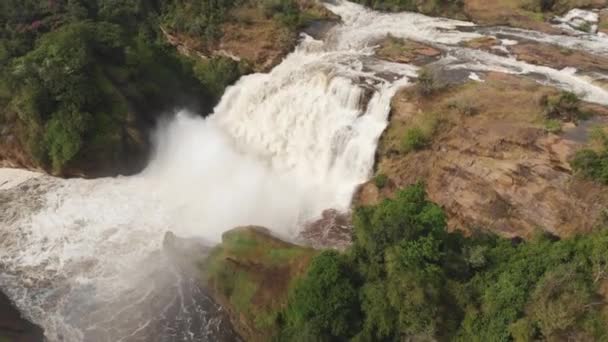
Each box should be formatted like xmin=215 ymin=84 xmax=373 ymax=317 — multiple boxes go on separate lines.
xmin=1 ymin=1 xmax=607 ymax=341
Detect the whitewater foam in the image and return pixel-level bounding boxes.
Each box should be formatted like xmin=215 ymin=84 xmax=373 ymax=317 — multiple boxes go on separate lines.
xmin=1 ymin=1 xmax=608 ymax=340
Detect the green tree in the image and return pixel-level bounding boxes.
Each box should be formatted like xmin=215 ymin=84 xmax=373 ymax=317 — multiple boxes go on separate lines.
xmin=284 ymin=250 xmax=361 ymax=340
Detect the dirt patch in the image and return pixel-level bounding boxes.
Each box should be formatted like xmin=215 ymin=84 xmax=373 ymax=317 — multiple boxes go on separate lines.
xmin=464 ymin=36 xmax=500 ymax=49
xmin=360 ymin=72 xmax=608 ymax=238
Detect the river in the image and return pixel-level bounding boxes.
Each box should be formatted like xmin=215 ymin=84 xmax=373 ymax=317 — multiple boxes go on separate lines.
xmin=1 ymin=1 xmax=607 ymax=341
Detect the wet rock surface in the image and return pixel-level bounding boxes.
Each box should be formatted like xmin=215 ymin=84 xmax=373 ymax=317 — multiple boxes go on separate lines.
xmin=299 ymin=209 xmax=353 ymax=250
xmin=0 ymin=291 xmax=43 ymax=342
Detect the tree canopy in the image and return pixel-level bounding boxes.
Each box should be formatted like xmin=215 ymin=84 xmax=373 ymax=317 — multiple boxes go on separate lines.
xmin=283 ymin=183 xmax=608 ymax=341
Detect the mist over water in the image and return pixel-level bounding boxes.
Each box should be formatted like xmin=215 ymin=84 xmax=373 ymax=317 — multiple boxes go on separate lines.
xmin=1 ymin=1 xmax=608 ymax=341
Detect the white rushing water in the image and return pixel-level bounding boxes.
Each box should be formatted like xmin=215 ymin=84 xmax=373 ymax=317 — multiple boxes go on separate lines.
xmin=1 ymin=1 xmax=608 ymax=341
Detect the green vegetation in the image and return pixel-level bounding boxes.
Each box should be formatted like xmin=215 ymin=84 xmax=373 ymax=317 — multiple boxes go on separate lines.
xmin=416 ymin=67 xmax=441 ymax=96
xmin=0 ymin=0 xmax=249 ymax=174
xmin=400 ymin=113 xmax=440 ymax=153
xmin=374 ymin=173 xmax=389 ymax=188
xmin=401 ymin=126 xmax=430 ymax=152
xmin=0 ymin=0 xmax=328 ymax=174
xmin=281 ymin=183 xmax=608 ymax=341
xmin=283 ymin=250 xmax=361 ymax=339
xmin=541 ymin=91 xmax=586 ymax=122
xmin=571 ymin=128 xmax=608 ymax=184
xmin=200 ymin=227 xmax=316 ymax=339
xmin=544 ymin=118 xmax=562 ymax=133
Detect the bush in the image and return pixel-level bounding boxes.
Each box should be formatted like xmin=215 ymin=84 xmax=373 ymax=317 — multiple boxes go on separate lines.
xmin=571 ymin=130 xmax=608 ymax=184
xmin=542 ymin=91 xmax=582 ymax=122
xmin=417 ymin=67 xmax=440 ymax=96
xmin=448 ymin=98 xmax=478 ymax=116
xmin=374 ymin=173 xmax=388 ymax=188
xmin=544 ymin=119 xmax=562 ymax=133
xmin=528 ymin=265 xmax=592 ymax=337
xmin=401 ymin=126 xmax=431 ymax=153
xmin=193 ymin=57 xmax=248 ymax=101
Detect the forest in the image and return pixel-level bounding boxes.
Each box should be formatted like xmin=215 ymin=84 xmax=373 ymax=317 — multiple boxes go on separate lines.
xmin=282 ymin=184 xmax=608 ymax=341
xmin=0 ymin=0 xmax=298 ymax=174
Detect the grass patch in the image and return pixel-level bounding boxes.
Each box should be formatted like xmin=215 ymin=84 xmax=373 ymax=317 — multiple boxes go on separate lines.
xmin=544 ymin=119 xmax=562 ymax=133
xmin=377 ymin=35 xmax=413 ymax=56
xmin=401 ymin=113 xmax=441 ymax=153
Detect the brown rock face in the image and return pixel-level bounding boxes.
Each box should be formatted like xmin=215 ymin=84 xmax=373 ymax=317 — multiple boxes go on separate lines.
xmin=375 ymin=35 xmax=442 ymax=66
xmin=510 ymin=42 xmax=608 ymax=73
xmin=363 ymin=72 xmax=608 ymax=238
xmin=299 ymin=209 xmax=353 ymax=250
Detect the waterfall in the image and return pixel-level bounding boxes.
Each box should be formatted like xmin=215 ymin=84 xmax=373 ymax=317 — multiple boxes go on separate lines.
xmin=1 ymin=1 xmax=608 ymax=341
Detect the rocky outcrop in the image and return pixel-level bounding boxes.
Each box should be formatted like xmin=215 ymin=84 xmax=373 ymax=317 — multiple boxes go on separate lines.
xmin=200 ymin=227 xmax=315 ymax=341
xmin=0 ymin=291 xmax=43 ymax=342
xmin=360 ymin=72 xmax=608 ymax=238
xmin=375 ymin=35 xmax=442 ymax=66
xmin=463 ymin=36 xmax=608 ymax=75
xmin=299 ymin=209 xmax=352 ymax=250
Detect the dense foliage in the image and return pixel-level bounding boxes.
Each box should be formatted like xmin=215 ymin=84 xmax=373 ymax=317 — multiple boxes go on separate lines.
xmin=0 ymin=0 xmax=246 ymax=174
xmin=284 ymin=184 xmax=608 ymax=341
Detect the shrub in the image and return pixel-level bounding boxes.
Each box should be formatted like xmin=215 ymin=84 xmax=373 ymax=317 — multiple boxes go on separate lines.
xmin=193 ymin=57 xmax=247 ymax=101
xmin=509 ymin=318 xmax=536 ymax=342
xmin=544 ymin=119 xmax=562 ymax=133
xmin=416 ymin=67 xmax=440 ymax=96
xmin=528 ymin=265 xmax=592 ymax=337
xmin=541 ymin=91 xmax=582 ymax=122
xmin=448 ymin=98 xmax=478 ymax=116
xmin=571 ymin=149 xmax=608 ymax=184
xmin=571 ymin=129 xmax=608 ymax=184
xmin=374 ymin=173 xmax=388 ymax=188
xmin=401 ymin=115 xmax=442 ymax=154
